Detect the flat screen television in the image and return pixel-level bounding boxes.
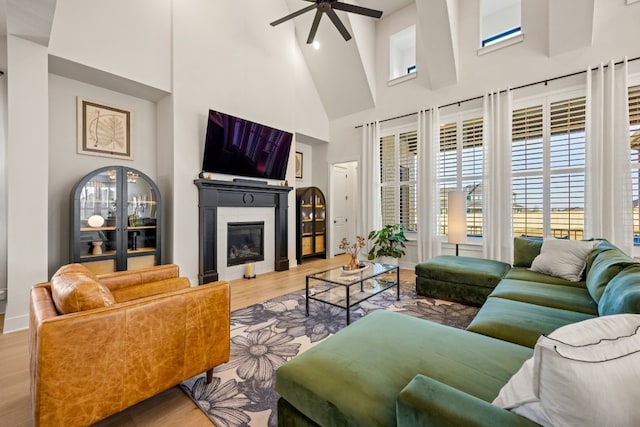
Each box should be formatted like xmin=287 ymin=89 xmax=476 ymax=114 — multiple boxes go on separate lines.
xmin=202 ymin=109 xmax=293 ymax=181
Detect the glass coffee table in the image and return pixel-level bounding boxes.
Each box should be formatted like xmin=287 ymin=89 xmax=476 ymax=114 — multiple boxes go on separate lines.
xmin=306 ymin=261 xmax=400 ymax=325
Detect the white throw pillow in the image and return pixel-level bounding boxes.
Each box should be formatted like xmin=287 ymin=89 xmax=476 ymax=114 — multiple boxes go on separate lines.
xmin=493 ymin=314 xmax=640 ymax=427
xmin=529 ymin=238 xmax=597 ymax=281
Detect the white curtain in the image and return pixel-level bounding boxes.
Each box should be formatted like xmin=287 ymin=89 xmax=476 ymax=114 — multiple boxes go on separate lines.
xmin=585 ymin=58 xmax=633 ymax=254
xmin=359 ymin=121 xmax=382 ymax=240
xmin=483 ymin=89 xmax=513 ymax=263
xmin=417 ymin=108 xmax=442 ymax=261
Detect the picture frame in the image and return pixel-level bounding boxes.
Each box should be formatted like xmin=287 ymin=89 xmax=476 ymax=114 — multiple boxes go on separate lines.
xmin=77 ymin=97 xmax=133 ymax=160
xmin=295 ymin=152 xmax=303 ymax=179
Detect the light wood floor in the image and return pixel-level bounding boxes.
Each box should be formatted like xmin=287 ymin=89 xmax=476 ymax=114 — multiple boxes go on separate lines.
xmin=0 ymin=256 xmax=414 ymax=426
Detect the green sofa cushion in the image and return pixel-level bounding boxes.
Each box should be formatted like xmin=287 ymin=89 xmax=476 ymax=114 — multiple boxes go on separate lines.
xmin=513 ymin=237 xmax=542 ymax=268
xmin=586 ymin=249 xmax=637 ymax=303
xmin=396 ymin=375 xmax=539 ymax=427
xmin=489 ymin=279 xmax=597 ymax=315
xmin=585 ymin=239 xmax=619 ymax=273
xmin=504 ymin=267 xmax=586 ymax=288
xmin=415 ymin=276 xmax=492 ymax=306
xmin=467 ymin=297 xmax=595 ymax=348
xmin=275 ymin=310 xmax=532 ymax=427
xmin=415 ymin=256 xmax=511 ymax=289
xmin=598 ymin=264 xmax=640 ymax=315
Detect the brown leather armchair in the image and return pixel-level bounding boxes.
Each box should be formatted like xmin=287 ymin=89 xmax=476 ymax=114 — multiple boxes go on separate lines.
xmin=30 ymin=263 xmax=230 ymax=427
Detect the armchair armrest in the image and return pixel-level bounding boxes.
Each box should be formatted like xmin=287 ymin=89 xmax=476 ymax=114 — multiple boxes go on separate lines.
xmin=396 ymin=375 xmax=539 ymax=427
xmin=30 ymin=280 xmax=230 ymax=427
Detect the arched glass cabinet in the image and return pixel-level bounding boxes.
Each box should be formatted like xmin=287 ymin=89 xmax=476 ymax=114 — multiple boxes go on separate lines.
xmin=71 ymin=166 xmax=161 ymax=274
xmin=296 ymin=186 xmax=326 ymax=264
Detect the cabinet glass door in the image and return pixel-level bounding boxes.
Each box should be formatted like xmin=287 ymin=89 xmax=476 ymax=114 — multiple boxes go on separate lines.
xmin=126 ymin=170 xmax=158 ymax=270
xmin=77 ymin=169 xmax=119 ymax=273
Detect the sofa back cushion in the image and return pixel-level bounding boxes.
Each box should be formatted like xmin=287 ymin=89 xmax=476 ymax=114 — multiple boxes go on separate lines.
xmin=529 ymin=239 xmax=597 ymax=282
xmin=513 ymin=237 xmax=543 ymax=268
xmin=599 ymin=265 xmax=640 ymax=315
xmin=586 ymin=249 xmax=637 ymax=303
xmin=51 ymin=264 xmax=115 ymax=314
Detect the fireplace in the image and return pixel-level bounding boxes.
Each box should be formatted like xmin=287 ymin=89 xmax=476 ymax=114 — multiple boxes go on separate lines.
xmin=227 ymin=221 xmax=264 ymax=266
xmin=195 ymin=178 xmax=292 ymax=284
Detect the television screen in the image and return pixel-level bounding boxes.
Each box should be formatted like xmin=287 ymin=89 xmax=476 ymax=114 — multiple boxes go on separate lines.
xmin=202 ymin=110 xmax=293 ymax=181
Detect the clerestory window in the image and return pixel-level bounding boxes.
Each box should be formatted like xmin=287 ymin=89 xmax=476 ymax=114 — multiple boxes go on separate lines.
xmin=481 ymin=0 xmax=522 ymax=47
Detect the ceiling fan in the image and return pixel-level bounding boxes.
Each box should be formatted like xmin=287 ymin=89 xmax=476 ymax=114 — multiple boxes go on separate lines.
xmin=270 ymin=0 xmax=383 ymax=44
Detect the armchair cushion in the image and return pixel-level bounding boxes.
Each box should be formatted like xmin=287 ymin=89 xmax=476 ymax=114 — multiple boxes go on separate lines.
xmin=50 ymin=264 xmax=115 ymax=314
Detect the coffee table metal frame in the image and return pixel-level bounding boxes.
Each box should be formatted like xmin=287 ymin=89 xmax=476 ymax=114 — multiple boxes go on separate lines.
xmin=305 ymin=261 xmax=400 ymax=324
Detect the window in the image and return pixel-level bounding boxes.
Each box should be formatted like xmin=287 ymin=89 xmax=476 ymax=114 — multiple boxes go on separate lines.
xmin=389 ymin=25 xmax=416 ymax=81
xmin=629 ymin=85 xmax=640 ymax=245
xmin=481 ymin=0 xmax=522 ymax=47
xmin=439 ymin=115 xmax=484 ymax=237
xmin=512 ymin=95 xmax=586 ymax=240
xmin=379 ymin=128 xmax=417 ymax=232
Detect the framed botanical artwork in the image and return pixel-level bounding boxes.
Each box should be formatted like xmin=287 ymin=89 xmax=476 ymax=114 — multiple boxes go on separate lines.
xmin=77 ymin=97 xmax=133 ymax=160
xmin=295 ymin=152 xmax=303 ymax=179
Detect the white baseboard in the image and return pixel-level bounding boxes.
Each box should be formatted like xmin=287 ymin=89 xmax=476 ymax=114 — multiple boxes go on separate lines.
xmin=3 ymin=313 xmax=28 ymax=333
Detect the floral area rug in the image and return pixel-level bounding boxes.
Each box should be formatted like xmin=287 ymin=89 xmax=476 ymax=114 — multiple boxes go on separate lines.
xmin=180 ymin=280 xmax=479 ymax=427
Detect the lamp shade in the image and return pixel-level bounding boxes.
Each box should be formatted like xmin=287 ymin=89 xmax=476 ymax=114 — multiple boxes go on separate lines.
xmin=448 ymin=191 xmax=466 ymax=245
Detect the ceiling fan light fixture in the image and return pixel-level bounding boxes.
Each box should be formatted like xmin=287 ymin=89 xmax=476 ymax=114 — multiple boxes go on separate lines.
xmin=270 ymin=0 xmax=383 ymax=44
xmin=312 ymin=40 xmax=321 ymax=50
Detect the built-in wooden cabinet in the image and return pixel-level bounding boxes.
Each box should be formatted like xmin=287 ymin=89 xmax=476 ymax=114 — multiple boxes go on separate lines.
xmin=71 ymin=166 xmax=161 ymax=274
xmin=296 ymin=186 xmax=326 ymax=263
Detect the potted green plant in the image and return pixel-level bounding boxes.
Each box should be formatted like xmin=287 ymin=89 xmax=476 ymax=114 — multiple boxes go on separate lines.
xmin=367 ymin=224 xmax=407 ymax=262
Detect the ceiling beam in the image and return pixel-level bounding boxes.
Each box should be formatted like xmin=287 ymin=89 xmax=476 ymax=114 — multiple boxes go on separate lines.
xmin=6 ymin=0 xmax=57 ymax=46
xmin=416 ymin=0 xmax=459 ymax=89
xmin=548 ymin=0 xmax=594 ymax=56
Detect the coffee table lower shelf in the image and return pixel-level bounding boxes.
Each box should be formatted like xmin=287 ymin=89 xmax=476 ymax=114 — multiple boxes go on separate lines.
xmin=305 ymin=262 xmax=400 ymax=325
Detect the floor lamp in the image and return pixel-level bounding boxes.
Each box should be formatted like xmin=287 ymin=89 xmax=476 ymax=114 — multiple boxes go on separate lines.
xmin=448 ymin=191 xmax=466 ymax=256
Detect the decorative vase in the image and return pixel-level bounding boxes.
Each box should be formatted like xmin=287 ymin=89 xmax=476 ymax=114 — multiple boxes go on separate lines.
xmin=91 ymin=241 xmax=103 ymax=255
xmin=346 ymin=253 xmax=360 ymax=270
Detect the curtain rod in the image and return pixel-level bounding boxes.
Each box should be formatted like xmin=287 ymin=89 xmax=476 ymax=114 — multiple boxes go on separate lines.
xmin=355 ymin=55 xmax=640 ymax=129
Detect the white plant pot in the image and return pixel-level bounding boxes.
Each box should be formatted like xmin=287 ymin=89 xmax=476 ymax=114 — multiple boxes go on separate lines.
xmin=376 ymin=256 xmax=398 ymax=265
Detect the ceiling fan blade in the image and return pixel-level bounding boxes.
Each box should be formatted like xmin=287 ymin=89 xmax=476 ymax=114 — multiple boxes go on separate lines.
xmin=270 ymin=4 xmax=317 ymax=26
xmin=306 ymin=9 xmax=324 ymax=44
xmin=326 ymin=7 xmax=352 ymax=41
xmin=332 ymin=2 xmax=383 ymax=19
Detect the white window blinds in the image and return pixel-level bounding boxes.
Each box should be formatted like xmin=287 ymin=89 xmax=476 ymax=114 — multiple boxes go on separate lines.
xmin=512 ymin=96 xmax=586 ymax=239
xmin=379 ymin=130 xmax=418 ymax=232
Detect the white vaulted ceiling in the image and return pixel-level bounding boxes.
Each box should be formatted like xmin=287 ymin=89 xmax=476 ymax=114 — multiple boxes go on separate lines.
xmin=280 ymin=0 xmax=414 ymax=119
xmin=278 ymin=0 xmax=598 ymax=119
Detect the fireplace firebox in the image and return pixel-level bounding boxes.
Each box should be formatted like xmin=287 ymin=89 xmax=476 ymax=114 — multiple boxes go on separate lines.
xmin=227 ymin=222 xmax=264 ymax=266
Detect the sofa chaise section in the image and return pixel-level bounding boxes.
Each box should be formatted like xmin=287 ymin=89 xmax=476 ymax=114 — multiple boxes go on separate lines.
xmin=276 ymin=310 xmax=533 ymax=426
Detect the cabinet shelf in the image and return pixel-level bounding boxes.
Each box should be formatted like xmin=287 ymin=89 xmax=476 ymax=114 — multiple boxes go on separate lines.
xmin=128 ymin=247 xmax=156 ymax=255
xmin=128 ymin=226 xmax=157 ymax=230
xmin=80 ymin=226 xmax=117 ymax=232
xmin=80 ymin=250 xmax=117 ymax=259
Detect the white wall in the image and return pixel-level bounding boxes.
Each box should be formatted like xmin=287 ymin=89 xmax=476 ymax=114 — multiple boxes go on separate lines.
xmin=48 ymin=0 xmax=172 ymax=92
xmin=171 ymin=0 xmax=300 ymax=284
xmin=294 ymin=142 xmax=313 ymax=188
xmin=4 ymin=36 xmax=49 ymax=332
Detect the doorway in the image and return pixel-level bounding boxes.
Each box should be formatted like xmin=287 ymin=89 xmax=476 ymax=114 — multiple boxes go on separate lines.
xmin=330 ymin=161 xmax=358 ymax=257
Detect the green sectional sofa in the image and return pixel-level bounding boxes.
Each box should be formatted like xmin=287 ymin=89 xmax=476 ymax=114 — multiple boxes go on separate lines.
xmin=275 ymin=238 xmax=640 ymax=426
